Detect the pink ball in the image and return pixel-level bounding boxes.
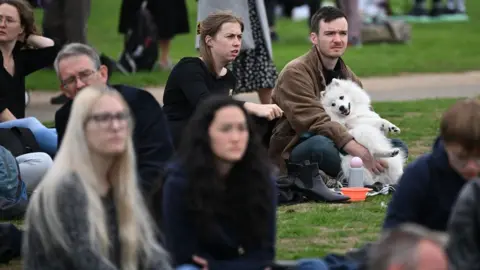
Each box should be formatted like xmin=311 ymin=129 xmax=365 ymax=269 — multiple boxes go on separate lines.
xmin=350 ymin=156 xmax=363 ymax=168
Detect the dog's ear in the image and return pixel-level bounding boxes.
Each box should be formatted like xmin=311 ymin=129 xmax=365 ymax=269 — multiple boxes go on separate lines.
xmin=331 ymin=78 xmax=341 ymax=86
xmin=320 ymin=91 xmax=326 ymax=99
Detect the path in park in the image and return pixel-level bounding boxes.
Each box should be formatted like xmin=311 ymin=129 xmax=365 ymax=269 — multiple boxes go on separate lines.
xmin=26 ymin=71 xmax=480 ymax=123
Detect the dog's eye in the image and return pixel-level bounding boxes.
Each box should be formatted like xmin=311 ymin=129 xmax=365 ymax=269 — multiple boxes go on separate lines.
xmin=331 ymin=103 xmax=336 ymax=107
xmin=339 ymin=96 xmax=344 ymax=100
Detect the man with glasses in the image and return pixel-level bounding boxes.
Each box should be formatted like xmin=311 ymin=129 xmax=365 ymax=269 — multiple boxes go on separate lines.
xmin=53 ymin=43 xmax=174 ymax=196
xmin=382 ymin=98 xmax=480 ymax=232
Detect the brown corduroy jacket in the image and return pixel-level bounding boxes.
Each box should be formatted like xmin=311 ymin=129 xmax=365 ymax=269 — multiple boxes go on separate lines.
xmin=269 ymin=46 xmax=363 ymax=173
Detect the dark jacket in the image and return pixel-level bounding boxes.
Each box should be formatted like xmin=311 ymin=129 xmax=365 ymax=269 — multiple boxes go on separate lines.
xmin=54 ymin=84 xmax=174 ymax=195
xmin=161 ymin=162 xmax=277 ymax=270
xmin=446 ymin=178 xmax=480 ymax=270
xmin=383 ymin=137 xmax=467 ymax=232
xmin=269 ymin=46 xmax=362 ymax=173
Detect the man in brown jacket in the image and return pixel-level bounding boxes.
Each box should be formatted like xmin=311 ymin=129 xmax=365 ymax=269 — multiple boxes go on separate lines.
xmin=269 ymin=6 xmax=408 ymax=183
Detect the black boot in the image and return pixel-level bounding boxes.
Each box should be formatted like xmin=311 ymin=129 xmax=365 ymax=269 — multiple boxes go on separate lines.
xmin=287 ymin=161 xmax=351 ymax=203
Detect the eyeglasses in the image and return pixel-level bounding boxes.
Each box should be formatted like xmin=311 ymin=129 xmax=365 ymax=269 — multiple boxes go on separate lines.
xmin=86 ymin=111 xmax=130 ymax=129
xmin=61 ymin=69 xmax=97 ymax=88
xmin=0 ymin=16 xmax=18 ymax=26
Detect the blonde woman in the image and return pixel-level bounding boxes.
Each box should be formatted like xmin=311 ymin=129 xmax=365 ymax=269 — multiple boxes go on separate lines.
xmin=22 ymin=85 xmax=171 ymax=270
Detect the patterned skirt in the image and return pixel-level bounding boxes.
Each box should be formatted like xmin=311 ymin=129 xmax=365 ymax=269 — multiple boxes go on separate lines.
xmin=230 ymin=0 xmax=278 ymax=94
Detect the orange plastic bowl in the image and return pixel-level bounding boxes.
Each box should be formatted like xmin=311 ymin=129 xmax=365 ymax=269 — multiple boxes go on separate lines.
xmin=340 ymin=187 xmax=372 ymax=202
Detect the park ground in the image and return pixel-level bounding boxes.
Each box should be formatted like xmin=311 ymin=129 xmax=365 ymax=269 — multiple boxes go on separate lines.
xmin=1 ymin=0 xmax=480 ymax=269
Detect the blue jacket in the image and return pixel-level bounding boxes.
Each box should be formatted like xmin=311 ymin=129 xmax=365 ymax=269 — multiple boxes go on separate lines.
xmin=383 ymin=137 xmax=467 ymax=232
xmin=161 ymin=162 xmax=277 ymax=270
xmin=55 ymin=84 xmax=174 ymax=194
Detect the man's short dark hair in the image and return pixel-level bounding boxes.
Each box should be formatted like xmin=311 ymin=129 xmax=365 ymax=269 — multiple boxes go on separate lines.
xmin=310 ymin=6 xmax=347 ymax=34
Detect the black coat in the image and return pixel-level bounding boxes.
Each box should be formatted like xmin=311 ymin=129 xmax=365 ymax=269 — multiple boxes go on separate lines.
xmin=118 ymin=0 xmax=190 ymax=40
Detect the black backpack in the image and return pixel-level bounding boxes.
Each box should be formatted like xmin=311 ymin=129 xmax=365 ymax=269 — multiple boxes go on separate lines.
xmin=0 ymin=127 xmax=41 ymax=157
xmin=118 ymin=1 xmax=159 ymax=73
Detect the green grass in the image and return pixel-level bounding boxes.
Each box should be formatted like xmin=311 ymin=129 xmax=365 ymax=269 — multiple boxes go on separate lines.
xmin=24 ymin=0 xmax=480 ymax=91
xmin=276 ymin=97 xmax=458 ymax=260
xmin=0 ymin=98 xmax=459 ymax=269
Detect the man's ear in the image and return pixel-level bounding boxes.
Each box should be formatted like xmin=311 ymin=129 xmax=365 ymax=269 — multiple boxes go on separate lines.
xmin=320 ymin=91 xmax=326 ymax=99
xmin=309 ymin=32 xmax=317 ymax=45
xmin=98 ymin=64 xmax=109 ymax=83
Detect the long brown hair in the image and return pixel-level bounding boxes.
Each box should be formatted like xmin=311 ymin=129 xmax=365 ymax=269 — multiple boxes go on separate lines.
xmin=0 ymin=0 xmax=38 ymax=40
xmin=198 ymin=10 xmax=243 ymax=74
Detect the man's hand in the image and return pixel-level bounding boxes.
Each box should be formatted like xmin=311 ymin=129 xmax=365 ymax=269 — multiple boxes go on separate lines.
xmin=343 ymin=140 xmax=387 ymax=174
xmin=244 ymin=102 xmax=283 ymax=120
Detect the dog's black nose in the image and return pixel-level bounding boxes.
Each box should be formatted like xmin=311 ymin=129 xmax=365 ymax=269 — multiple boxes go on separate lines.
xmin=339 ymin=105 xmax=346 ymax=112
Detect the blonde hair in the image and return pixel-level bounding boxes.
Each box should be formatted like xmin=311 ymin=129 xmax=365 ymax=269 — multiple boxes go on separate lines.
xmin=198 ymin=10 xmax=243 ymax=74
xmin=24 ymin=85 xmax=169 ymax=270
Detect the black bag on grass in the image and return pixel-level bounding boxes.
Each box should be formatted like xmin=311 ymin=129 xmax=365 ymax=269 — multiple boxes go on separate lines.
xmin=118 ymin=1 xmax=159 ymax=73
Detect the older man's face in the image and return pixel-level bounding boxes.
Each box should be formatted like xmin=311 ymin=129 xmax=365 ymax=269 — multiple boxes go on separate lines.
xmin=57 ymin=55 xmax=109 ymax=99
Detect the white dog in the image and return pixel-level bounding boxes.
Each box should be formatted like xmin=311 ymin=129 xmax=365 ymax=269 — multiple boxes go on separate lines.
xmin=321 ymin=78 xmax=406 ymax=185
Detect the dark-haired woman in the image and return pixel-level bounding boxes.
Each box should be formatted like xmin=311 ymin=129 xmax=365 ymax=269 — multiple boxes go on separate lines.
xmin=0 ymin=0 xmax=59 ymax=155
xmin=162 ymin=95 xmax=277 ymax=270
xmin=162 ymin=11 xmax=283 ymax=149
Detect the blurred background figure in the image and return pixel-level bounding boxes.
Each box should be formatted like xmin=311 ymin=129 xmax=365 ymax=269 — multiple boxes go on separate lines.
xmin=118 ymin=0 xmax=190 ymax=71
xmin=42 ymin=0 xmax=91 ymax=105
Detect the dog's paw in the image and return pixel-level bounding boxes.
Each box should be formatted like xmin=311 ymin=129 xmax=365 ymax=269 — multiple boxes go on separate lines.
xmin=390 ymin=149 xmax=400 ymax=157
xmin=381 ymin=122 xmax=401 ymax=134
xmin=388 ymin=125 xmax=401 ymax=134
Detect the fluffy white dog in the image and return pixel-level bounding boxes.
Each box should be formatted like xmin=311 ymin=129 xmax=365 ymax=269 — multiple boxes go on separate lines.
xmin=321 ymin=79 xmax=406 ymax=185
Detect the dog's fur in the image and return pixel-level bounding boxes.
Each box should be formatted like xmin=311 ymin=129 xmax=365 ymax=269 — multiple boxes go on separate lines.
xmin=321 ymin=78 xmax=405 ymax=185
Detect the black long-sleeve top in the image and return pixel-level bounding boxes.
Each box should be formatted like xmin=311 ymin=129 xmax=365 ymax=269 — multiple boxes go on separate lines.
xmin=0 ymin=43 xmax=59 ymax=118
xmin=162 ymin=57 xmax=241 ymax=147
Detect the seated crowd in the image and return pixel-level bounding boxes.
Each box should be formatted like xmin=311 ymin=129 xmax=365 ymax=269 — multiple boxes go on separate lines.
xmin=0 ymin=2 xmax=478 ymax=270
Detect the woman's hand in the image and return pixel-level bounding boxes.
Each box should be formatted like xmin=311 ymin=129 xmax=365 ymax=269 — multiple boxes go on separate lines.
xmin=192 ymin=255 xmax=209 ymax=270
xmin=244 ymin=102 xmax=283 ymax=120
xmin=24 ymin=34 xmax=55 ymax=48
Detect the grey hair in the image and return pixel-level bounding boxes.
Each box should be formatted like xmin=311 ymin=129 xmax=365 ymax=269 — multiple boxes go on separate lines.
xmin=367 ymin=223 xmax=448 ymax=270
xmin=53 ymin=43 xmax=102 ymax=76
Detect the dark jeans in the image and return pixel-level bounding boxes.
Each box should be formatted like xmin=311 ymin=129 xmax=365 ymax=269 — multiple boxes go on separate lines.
xmin=289 ymin=135 xmax=409 ymax=177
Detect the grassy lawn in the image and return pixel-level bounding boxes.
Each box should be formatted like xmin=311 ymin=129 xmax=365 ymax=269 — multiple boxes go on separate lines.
xmin=24 ymin=0 xmax=480 ymax=91
xmin=0 ymin=97 xmax=459 ymax=269
xmin=275 ymin=97 xmax=458 ymax=260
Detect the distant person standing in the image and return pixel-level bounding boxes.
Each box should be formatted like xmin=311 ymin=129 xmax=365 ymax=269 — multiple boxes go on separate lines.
xmin=118 ymin=0 xmax=190 ymax=71
xmin=336 ymin=0 xmax=362 ymax=46
xmin=231 ymin=0 xmax=278 ymax=105
xmin=43 ymin=0 xmax=91 ymax=105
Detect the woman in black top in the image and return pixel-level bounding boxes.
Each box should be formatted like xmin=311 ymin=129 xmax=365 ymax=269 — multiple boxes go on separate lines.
xmin=162 ymin=96 xmax=277 ymax=270
xmin=162 ymin=11 xmax=283 ymax=148
xmin=0 ymin=0 xmax=59 ymax=155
